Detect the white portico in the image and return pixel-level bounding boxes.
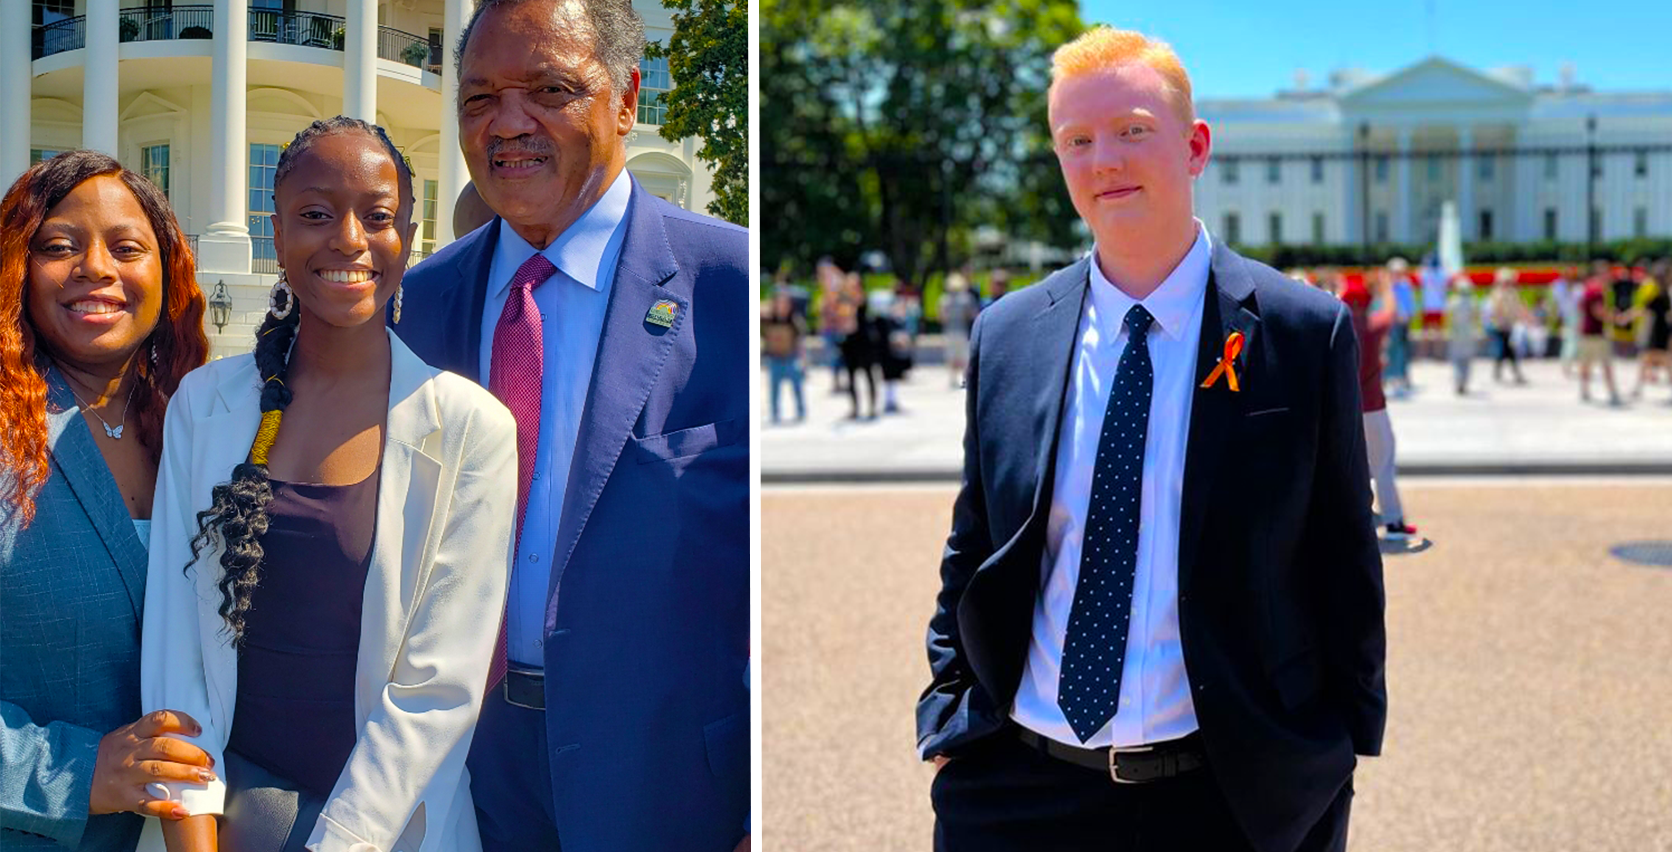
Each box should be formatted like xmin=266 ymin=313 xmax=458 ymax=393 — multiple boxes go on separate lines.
xmin=6 ymin=0 xmax=714 ymax=357
xmin=1193 ymin=56 xmax=1672 ymax=250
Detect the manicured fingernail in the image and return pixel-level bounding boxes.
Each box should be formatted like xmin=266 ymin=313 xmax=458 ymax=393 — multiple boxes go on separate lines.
xmin=198 ymin=770 xmax=216 ymax=783
xmin=171 ymin=807 xmax=189 ymax=819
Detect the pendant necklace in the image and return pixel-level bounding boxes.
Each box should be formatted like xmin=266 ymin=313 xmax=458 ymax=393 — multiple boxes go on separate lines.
xmin=65 ymin=379 xmax=138 ymax=440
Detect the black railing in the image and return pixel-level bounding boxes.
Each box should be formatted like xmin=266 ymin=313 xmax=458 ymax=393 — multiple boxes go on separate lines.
xmin=251 ymin=237 xmax=280 ymax=275
xmin=118 ymin=5 xmax=214 ymax=43
xmin=249 ymin=8 xmax=344 ymax=50
xmin=33 ymin=16 xmax=85 ymax=59
xmin=34 ymin=10 xmax=429 ymax=73
xmin=378 ymin=25 xmax=432 ymax=70
xmin=186 ymin=234 xmax=200 ymax=267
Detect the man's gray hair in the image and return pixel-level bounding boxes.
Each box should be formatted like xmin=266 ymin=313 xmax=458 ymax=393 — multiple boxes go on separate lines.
xmin=456 ymin=0 xmax=647 ymax=95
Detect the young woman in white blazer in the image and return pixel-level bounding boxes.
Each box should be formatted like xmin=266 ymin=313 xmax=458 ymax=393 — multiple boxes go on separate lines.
xmin=137 ymin=117 xmax=516 ymax=852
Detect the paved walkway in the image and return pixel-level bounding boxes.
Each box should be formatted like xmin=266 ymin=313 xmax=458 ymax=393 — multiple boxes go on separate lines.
xmin=763 ymin=354 xmax=1672 ymax=482
xmin=762 ymin=480 xmax=1672 ymax=852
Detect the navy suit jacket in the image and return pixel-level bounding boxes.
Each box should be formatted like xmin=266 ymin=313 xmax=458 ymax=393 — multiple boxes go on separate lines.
xmin=396 ymin=178 xmax=749 ymax=852
xmin=918 ymin=243 xmax=1387 ymax=852
xmin=1 ymin=373 xmax=148 ymax=851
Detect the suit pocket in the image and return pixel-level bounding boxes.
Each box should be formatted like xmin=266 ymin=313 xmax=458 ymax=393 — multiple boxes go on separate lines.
xmin=702 ymin=712 xmax=748 ymax=806
xmin=632 ymin=419 xmax=740 ymax=464
xmin=1268 ymin=645 xmax=1321 ymax=711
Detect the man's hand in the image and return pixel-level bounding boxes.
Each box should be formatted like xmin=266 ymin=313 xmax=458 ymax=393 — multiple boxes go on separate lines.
xmin=931 ymin=755 xmax=951 ymax=773
xmin=90 ymin=709 xmax=215 ymax=819
xmin=733 ymin=834 xmax=749 ymax=852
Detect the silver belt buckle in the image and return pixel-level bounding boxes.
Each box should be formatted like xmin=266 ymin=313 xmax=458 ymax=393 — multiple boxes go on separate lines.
xmin=503 ymin=665 xmax=545 ymax=710
xmin=1109 ymin=743 xmax=1154 ymax=784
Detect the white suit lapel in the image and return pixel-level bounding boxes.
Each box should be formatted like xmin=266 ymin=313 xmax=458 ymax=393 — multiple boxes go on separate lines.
xmin=356 ymin=332 xmax=443 ymax=705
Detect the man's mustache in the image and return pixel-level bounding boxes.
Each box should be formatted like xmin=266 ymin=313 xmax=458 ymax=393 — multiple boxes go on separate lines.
xmin=486 ymin=137 xmax=554 ymax=159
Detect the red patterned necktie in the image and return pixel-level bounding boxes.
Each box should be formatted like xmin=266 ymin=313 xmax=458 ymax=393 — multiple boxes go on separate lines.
xmin=485 ymin=253 xmax=558 ymax=690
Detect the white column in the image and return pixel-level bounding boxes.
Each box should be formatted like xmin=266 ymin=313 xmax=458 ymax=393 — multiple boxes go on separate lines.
xmin=1457 ymin=126 xmax=1474 ymax=240
xmin=435 ymin=0 xmax=472 ymax=245
xmin=83 ymin=0 xmax=120 ymax=156
xmin=198 ymin=0 xmax=250 ymax=274
xmin=0 ymin=0 xmax=31 ymax=183
xmin=1395 ymin=127 xmax=1413 ymax=243
xmin=1342 ymin=129 xmax=1360 ymax=245
xmin=1511 ymin=127 xmax=1532 ymax=242
xmin=343 ymin=0 xmax=377 ymax=122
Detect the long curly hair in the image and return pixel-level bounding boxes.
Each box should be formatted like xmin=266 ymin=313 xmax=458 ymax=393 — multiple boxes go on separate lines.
xmin=187 ymin=116 xmax=414 ymax=642
xmin=0 ymin=151 xmax=209 ymax=524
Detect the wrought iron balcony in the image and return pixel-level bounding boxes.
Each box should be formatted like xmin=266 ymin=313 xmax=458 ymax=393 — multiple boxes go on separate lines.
xmin=379 ymin=25 xmax=436 ymax=71
xmin=248 ymin=8 xmax=345 ymax=50
xmin=32 ymin=8 xmax=430 ymax=70
xmin=33 ymin=16 xmax=84 ymax=60
xmin=118 ymin=5 xmax=215 ymax=44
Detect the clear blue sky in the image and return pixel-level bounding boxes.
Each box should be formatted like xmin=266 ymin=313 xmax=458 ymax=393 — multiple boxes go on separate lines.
xmin=1078 ymin=0 xmax=1672 ymax=99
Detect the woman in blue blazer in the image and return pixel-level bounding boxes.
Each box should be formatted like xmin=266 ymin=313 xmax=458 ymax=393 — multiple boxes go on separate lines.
xmin=0 ymin=151 xmax=212 ymax=850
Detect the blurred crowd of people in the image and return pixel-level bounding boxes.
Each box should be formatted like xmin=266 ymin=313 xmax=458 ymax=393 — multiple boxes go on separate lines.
xmin=1292 ymin=254 xmax=1671 ymax=543
xmin=763 ymin=254 xmax=1671 ymax=431
xmin=1293 ymin=256 xmax=1672 ymax=406
xmin=760 ymin=259 xmax=1015 ymax=424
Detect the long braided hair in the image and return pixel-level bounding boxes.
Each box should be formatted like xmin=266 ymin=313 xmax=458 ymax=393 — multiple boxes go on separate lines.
xmin=187 ymin=116 xmax=414 ymax=642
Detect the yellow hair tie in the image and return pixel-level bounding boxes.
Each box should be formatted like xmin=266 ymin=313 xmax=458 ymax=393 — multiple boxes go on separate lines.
xmin=250 ymin=409 xmax=283 ymax=466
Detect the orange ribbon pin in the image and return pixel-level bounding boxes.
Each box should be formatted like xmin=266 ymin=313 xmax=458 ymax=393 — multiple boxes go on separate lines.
xmin=1199 ymin=331 xmax=1245 ymax=392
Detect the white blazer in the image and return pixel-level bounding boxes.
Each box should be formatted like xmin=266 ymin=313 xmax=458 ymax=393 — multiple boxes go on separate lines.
xmin=138 ymin=330 xmax=517 ymax=852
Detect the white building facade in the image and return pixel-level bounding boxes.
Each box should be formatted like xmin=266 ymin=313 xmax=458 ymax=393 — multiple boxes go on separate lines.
xmin=1193 ymin=57 xmax=1672 ymax=251
xmin=4 ymin=0 xmax=716 ymax=355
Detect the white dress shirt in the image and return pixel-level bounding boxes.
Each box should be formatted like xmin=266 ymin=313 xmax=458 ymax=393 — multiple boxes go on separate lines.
xmin=479 ymin=169 xmax=631 ymax=667
xmin=1010 ymin=223 xmax=1212 ymax=748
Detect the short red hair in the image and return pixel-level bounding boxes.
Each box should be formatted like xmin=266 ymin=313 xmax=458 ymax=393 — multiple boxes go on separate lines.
xmin=0 ymin=151 xmax=209 ymax=523
xmin=1051 ymin=27 xmax=1196 ymax=126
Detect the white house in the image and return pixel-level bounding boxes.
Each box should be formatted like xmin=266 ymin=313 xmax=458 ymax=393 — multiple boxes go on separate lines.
xmin=3 ymin=0 xmax=716 ymax=356
xmin=1193 ymin=56 xmax=1672 ymax=251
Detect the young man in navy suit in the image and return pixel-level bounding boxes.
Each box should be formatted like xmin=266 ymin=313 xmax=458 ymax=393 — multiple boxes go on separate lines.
xmin=396 ymin=1 xmax=748 ymax=849
xmin=918 ymin=27 xmax=1386 ymax=852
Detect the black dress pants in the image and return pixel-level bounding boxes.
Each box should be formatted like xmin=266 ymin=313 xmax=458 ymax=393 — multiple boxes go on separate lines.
xmin=930 ymin=730 xmax=1352 ymax=852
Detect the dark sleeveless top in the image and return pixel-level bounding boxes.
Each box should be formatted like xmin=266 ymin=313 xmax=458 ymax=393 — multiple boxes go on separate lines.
xmin=228 ymin=470 xmax=379 ymax=798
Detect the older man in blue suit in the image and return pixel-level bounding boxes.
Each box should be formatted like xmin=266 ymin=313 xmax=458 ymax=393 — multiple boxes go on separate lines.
xmin=395 ymin=1 xmax=748 ymax=851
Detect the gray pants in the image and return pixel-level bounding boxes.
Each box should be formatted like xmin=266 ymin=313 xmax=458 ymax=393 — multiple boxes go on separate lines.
xmin=1362 ymin=408 xmax=1404 ymax=525
xmin=220 ymin=749 xmax=327 ymax=852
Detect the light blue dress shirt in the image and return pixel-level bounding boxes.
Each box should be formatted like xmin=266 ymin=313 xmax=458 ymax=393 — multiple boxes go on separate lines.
xmin=479 ymin=169 xmax=632 ymax=667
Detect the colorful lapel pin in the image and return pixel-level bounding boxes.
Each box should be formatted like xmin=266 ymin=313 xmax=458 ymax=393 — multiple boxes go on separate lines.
xmin=646 ymin=299 xmax=678 ymax=329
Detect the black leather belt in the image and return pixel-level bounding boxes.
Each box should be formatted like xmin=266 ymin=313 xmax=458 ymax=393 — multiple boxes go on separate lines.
xmin=1017 ymin=727 xmax=1206 ymax=784
xmin=504 ymin=665 xmax=545 ymax=710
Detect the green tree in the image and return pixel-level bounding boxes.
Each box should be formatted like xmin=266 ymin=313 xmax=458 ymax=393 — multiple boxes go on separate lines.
xmin=646 ymin=0 xmax=748 ymax=225
xmin=762 ymin=0 xmax=1084 ymax=283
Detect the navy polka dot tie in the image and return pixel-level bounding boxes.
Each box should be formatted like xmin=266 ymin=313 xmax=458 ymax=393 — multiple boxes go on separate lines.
xmin=1059 ymin=304 xmax=1154 ymax=743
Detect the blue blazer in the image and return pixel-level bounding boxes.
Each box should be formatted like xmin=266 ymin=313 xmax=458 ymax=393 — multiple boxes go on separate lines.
xmin=1 ymin=373 xmax=148 ymax=851
xmin=397 ymin=178 xmax=750 ymax=851
xmin=918 ymin=243 xmax=1386 ymax=852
